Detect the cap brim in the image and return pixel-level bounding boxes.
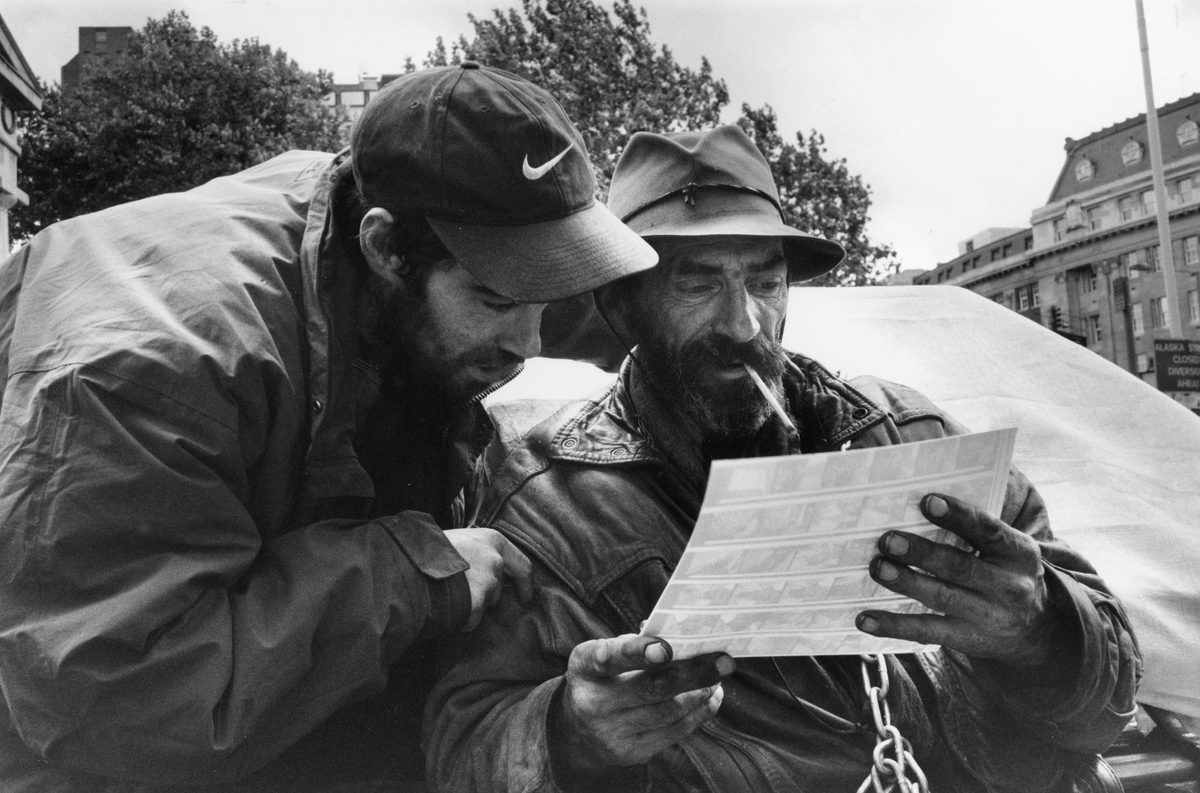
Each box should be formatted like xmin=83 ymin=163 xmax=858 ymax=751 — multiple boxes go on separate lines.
xmin=428 ymin=202 xmax=659 ymax=303
xmin=627 ymin=194 xmax=846 ymax=283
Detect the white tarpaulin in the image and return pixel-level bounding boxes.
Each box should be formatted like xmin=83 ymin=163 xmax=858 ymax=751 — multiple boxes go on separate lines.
xmin=490 ymin=285 xmax=1200 ymax=718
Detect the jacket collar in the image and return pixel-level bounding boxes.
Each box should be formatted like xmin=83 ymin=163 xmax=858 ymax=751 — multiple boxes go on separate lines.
xmin=546 ymin=352 xmax=887 ymax=466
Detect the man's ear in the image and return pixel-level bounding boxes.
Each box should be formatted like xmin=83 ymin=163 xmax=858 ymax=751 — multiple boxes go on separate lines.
xmin=359 ymin=208 xmax=403 ymax=289
xmin=594 ymin=282 xmax=636 ymax=344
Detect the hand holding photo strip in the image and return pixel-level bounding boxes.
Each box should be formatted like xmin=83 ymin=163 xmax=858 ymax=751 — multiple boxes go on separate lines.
xmin=640 ymin=428 xmax=1017 ymax=658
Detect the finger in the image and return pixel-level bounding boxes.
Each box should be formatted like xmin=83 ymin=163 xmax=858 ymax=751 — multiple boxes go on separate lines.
xmin=857 ymin=610 xmax=990 ymax=654
xmin=496 ymin=536 xmax=534 ymax=605
xmin=569 ymin=635 xmax=675 ymax=679
xmin=625 ymin=684 xmax=724 ymax=763
xmin=921 ymin=494 xmax=1032 ymax=562
xmin=634 ymin=652 xmax=736 ymax=703
xmin=620 ymin=683 xmax=720 ymax=732
xmin=877 ymin=531 xmax=1000 ymax=592
xmin=868 ymin=556 xmax=992 ymax=621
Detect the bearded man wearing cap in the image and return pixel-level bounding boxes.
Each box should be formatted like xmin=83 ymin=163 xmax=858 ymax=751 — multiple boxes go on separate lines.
xmin=0 ymin=64 xmax=656 ymax=791
xmin=424 ymin=125 xmax=1140 ymax=792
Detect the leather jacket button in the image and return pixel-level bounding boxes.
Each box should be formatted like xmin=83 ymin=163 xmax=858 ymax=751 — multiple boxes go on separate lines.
xmin=611 ymin=447 xmax=627 ymax=457
xmin=562 ymin=437 xmax=578 ymax=449
xmin=852 ymin=407 xmax=868 ymax=419
xmin=312 ymin=399 xmax=324 ymax=414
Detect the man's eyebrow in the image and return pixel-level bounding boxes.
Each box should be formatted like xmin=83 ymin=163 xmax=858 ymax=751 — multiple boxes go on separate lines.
xmin=748 ymin=257 xmax=788 ymax=272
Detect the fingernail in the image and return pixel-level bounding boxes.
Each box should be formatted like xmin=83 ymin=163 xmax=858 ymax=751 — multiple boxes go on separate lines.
xmin=857 ymin=614 xmax=879 ymax=634
xmin=716 ymin=654 xmax=736 ymax=676
xmin=925 ymin=495 xmax=949 ymax=518
xmin=644 ymin=642 xmax=670 ymax=664
xmin=711 ymin=684 xmax=725 ymax=709
xmin=873 ymin=559 xmax=900 ymax=582
xmin=883 ymin=532 xmax=909 ymax=557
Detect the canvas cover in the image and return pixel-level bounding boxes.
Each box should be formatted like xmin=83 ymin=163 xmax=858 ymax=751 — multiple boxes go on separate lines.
xmin=491 ymin=285 xmax=1200 ymax=718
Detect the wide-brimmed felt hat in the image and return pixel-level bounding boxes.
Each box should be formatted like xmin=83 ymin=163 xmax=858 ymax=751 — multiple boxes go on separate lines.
xmin=350 ymin=62 xmax=657 ymax=302
xmin=606 ymin=125 xmax=845 ymax=282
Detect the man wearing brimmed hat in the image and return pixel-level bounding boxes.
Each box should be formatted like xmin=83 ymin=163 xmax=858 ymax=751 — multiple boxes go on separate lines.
xmin=0 ymin=64 xmax=655 ymax=791
xmin=425 ymin=125 xmax=1139 ymax=792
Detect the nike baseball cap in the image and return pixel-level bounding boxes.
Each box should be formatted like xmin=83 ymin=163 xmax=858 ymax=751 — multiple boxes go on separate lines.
xmin=350 ymin=62 xmax=657 ymax=302
xmin=607 ymin=125 xmax=844 ymax=283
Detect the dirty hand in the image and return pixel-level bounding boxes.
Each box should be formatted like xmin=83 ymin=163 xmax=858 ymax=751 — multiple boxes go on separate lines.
xmin=553 ymin=634 xmax=735 ymax=774
xmin=857 ymin=493 xmax=1063 ymax=667
xmin=444 ymin=528 xmax=533 ymax=631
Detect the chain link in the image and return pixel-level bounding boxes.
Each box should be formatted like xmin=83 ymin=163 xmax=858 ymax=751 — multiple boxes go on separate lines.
xmin=856 ymin=653 xmax=929 ymax=793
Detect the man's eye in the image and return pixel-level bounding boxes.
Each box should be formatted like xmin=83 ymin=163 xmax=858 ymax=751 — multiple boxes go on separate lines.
xmin=483 ymin=300 xmax=521 ymax=313
xmin=751 ymin=277 xmax=786 ymax=293
xmin=676 ymin=279 xmax=719 ymax=297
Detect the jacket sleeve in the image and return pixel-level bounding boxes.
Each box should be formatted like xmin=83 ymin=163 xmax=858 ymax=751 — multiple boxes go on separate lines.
xmin=0 ymin=362 xmax=471 ymax=784
xmin=920 ymin=466 xmax=1141 ymax=789
xmin=424 ymin=565 xmax=643 ymax=793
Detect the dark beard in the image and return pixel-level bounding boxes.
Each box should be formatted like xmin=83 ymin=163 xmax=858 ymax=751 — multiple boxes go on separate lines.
xmin=636 ymin=332 xmax=787 ymax=443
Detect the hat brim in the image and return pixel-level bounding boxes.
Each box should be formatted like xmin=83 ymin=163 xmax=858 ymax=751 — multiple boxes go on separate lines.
xmin=428 ymin=202 xmax=658 ymax=303
xmin=626 ymin=191 xmax=846 ymax=283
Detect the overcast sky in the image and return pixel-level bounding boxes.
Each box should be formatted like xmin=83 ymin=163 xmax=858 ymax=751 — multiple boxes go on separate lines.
xmin=5 ymin=0 xmax=1200 ymax=270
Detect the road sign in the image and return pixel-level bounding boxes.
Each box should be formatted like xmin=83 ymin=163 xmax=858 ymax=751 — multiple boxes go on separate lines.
xmin=1153 ymin=338 xmax=1200 ymax=391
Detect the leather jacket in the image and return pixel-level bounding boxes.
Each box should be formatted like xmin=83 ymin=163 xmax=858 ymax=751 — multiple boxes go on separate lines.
xmin=425 ymin=354 xmax=1140 ymax=792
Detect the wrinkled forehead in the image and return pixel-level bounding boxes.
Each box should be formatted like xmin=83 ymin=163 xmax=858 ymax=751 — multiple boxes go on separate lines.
xmin=647 ymin=235 xmax=787 ymax=275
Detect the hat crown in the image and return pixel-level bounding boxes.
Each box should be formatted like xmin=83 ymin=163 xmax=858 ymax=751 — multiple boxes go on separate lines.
xmin=351 ymin=64 xmax=594 ymax=225
xmin=607 ymin=126 xmax=782 ymax=223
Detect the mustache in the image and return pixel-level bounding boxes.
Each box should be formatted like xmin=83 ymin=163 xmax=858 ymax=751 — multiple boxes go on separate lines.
xmin=681 ymin=333 xmax=786 ymax=380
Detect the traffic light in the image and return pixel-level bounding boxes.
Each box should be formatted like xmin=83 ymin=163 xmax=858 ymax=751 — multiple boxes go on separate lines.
xmin=1050 ymin=305 xmax=1063 ymax=330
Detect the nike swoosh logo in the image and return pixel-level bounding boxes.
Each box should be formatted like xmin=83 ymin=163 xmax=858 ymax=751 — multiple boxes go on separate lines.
xmin=522 ymin=143 xmax=575 ymax=180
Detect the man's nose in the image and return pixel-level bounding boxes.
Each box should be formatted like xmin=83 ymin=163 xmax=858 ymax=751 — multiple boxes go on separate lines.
xmin=499 ymin=303 xmax=545 ymax=361
xmin=713 ymin=285 xmax=763 ymax=344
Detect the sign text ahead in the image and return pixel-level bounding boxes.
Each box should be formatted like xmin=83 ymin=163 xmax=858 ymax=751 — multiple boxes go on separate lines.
xmin=1153 ymin=339 xmax=1200 ymax=391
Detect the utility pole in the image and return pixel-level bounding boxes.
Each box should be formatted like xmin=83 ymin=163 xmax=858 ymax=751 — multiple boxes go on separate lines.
xmin=1136 ymin=0 xmax=1181 ymax=336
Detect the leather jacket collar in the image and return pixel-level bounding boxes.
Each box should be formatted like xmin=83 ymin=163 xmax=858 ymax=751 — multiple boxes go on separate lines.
xmin=546 ymin=352 xmax=889 ymax=467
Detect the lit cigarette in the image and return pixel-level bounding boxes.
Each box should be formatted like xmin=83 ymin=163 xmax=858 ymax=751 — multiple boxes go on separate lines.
xmin=742 ymin=363 xmax=798 ymax=435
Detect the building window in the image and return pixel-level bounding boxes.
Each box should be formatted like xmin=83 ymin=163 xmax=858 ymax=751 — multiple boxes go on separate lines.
xmin=1179 ymin=120 xmax=1199 ymax=148
xmin=965 ymin=241 xmax=974 ymax=252
xmin=992 ymin=293 xmax=1008 ymax=308
xmin=1136 ymin=353 xmax=1153 ymax=374
xmin=1118 ymin=196 xmax=1134 ymax=221
xmin=1143 ymin=190 xmax=1156 ymax=215
xmin=1151 ymin=296 xmax=1169 ymax=329
xmin=991 ymin=248 xmax=1001 ymax=262
xmin=1075 ymin=158 xmax=1095 ymax=182
xmin=1185 ymin=236 xmax=1200 ymax=266
xmin=1053 ymin=218 xmax=1065 ymax=241
xmin=95 ymin=30 xmax=108 ymax=51
xmin=1024 ymin=236 xmax=1033 ymax=251
xmin=1147 ymin=245 xmax=1161 ymax=271
xmin=1065 ymin=202 xmax=1084 ymax=230
xmin=1190 ymin=289 xmax=1200 ymax=324
xmin=1080 ymin=266 xmax=1098 ymax=293
xmin=1016 ymin=282 xmax=1040 ymax=311
xmin=1132 ymin=303 xmax=1145 ymax=336
xmin=1086 ymin=206 xmax=1103 ymax=230
xmin=1001 ymin=243 xmax=1012 ymax=258
xmin=1086 ymin=315 xmax=1102 ymax=345
xmin=1121 ymin=140 xmax=1144 ymax=166
xmin=1123 ymin=249 xmax=1147 ymax=277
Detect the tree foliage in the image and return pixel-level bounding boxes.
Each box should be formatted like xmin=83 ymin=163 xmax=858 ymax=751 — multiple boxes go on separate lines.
xmin=423 ymin=0 xmax=896 ymax=284
xmin=13 ymin=12 xmax=343 ymax=242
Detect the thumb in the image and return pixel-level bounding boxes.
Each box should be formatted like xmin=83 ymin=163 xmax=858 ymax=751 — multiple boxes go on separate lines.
xmin=568 ymin=634 xmax=673 ymax=680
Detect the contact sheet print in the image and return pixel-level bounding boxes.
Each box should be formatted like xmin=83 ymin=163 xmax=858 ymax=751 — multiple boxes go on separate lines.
xmin=641 ymin=428 xmax=1017 ymax=657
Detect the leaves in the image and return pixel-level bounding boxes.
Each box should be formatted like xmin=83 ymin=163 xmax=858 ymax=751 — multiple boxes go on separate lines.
xmin=12 ymin=11 xmax=343 ymax=243
xmin=427 ymin=0 xmax=895 ymax=285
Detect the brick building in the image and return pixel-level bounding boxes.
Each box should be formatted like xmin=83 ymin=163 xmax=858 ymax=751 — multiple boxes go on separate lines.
xmin=61 ymin=27 xmax=132 ymax=94
xmin=916 ymin=92 xmax=1200 ymax=409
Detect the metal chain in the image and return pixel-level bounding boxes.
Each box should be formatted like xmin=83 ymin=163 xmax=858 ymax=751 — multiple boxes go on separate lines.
xmin=856 ymin=653 xmax=929 ymax=793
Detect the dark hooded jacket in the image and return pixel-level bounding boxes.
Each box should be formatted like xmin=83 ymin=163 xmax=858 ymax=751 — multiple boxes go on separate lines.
xmin=425 ymin=355 xmax=1140 ymax=792
xmin=0 ymin=151 xmax=492 ymax=791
